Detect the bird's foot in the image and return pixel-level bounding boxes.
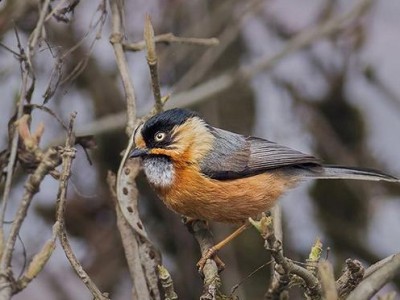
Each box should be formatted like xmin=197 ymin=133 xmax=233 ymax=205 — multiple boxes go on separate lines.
xmin=196 ymin=247 xmax=225 ymax=274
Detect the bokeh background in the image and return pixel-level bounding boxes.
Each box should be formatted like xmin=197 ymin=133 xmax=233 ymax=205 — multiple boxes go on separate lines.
xmin=0 ymin=0 xmax=400 ymax=299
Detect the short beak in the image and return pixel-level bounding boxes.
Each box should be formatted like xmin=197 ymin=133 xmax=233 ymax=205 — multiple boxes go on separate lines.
xmin=129 ymin=148 xmax=149 ymax=158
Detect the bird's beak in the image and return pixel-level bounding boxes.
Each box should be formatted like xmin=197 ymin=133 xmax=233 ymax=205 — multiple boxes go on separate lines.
xmin=129 ymin=148 xmax=149 ymax=158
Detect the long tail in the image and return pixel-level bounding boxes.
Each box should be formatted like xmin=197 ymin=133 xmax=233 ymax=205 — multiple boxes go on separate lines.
xmin=311 ymin=165 xmax=400 ymax=182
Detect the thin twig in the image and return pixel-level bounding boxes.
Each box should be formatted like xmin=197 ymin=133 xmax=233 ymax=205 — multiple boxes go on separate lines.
xmin=67 ymin=0 xmax=373 ymax=140
xmin=0 ymin=42 xmax=22 ymax=58
xmin=56 ymin=113 xmax=109 ymax=300
xmin=123 ymin=33 xmax=219 ymax=51
xmin=170 ymin=0 xmax=373 ymax=107
xmin=173 ymin=0 xmax=261 ymax=92
xmin=27 ymin=0 xmax=52 ymax=67
xmin=144 ymin=15 xmax=163 ymax=113
xmin=109 ymin=0 xmax=137 ymax=135
xmin=0 ymin=148 xmax=60 ymax=297
xmin=0 ymin=71 xmax=29 ymax=229
xmin=44 ymin=0 xmax=69 ymax=22
xmin=251 ymin=214 xmax=322 ymax=299
xmin=240 ymin=0 xmax=372 ymax=79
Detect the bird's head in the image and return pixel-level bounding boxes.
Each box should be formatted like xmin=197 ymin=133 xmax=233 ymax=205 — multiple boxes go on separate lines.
xmin=129 ymin=108 xmax=215 ymax=164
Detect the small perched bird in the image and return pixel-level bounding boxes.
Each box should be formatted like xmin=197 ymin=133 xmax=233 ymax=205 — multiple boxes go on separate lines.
xmin=130 ymin=108 xmax=399 ymax=268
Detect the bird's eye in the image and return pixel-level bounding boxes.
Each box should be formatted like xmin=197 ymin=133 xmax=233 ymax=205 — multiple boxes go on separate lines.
xmin=154 ymin=132 xmax=166 ymax=142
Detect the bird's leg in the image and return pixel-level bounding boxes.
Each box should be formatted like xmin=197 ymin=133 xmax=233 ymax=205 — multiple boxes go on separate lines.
xmin=182 ymin=217 xmax=226 ymax=271
xmin=197 ymin=222 xmax=251 ymax=272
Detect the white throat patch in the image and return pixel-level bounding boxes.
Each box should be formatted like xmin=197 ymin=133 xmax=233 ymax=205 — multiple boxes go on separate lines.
xmin=143 ymin=156 xmax=174 ymax=188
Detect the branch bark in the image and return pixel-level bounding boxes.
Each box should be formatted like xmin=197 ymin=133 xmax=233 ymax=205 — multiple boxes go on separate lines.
xmin=347 ymin=253 xmax=400 ymax=300
xmin=251 ymin=214 xmax=322 ymax=299
xmin=189 ymin=220 xmax=223 ymax=300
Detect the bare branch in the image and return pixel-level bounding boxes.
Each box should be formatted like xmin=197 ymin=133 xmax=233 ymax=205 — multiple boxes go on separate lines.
xmin=27 ymin=0 xmax=52 ymax=68
xmin=0 ymin=71 xmax=29 ymax=228
xmin=241 ymin=0 xmax=372 ymax=79
xmin=188 ymin=220 xmax=223 ymax=300
xmin=347 ymin=254 xmax=400 ymax=300
xmin=14 ymin=222 xmax=60 ymax=293
xmin=124 ymin=33 xmax=219 ymax=51
xmin=144 ymin=15 xmax=162 ymax=113
xmin=109 ymin=0 xmax=137 ymax=135
xmin=0 ymin=148 xmax=60 ymax=298
xmin=251 ymin=214 xmax=321 ymax=299
xmin=56 ymin=113 xmax=109 ymax=300
xmin=157 ymin=265 xmax=178 ymax=300
xmin=336 ymin=259 xmax=365 ymax=299
xmin=70 ymin=0 xmax=373 ymax=139
xmin=171 ymin=0 xmax=373 ymax=107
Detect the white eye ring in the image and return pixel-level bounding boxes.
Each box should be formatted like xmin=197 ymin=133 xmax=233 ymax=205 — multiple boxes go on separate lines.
xmin=154 ymin=132 xmax=166 ymax=142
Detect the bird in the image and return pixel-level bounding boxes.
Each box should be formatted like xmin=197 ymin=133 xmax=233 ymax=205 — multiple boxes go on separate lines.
xmin=129 ymin=108 xmax=399 ymax=270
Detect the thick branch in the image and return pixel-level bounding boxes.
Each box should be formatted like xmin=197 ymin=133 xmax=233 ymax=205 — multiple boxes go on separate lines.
xmin=189 ymin=220 xmax=222 ymax=300
xmin=347 ymin=254 xmax=400 ymax=300
xmin=336 ymin=259 xmax=365 ymax=299
xmin=157 ymin=265 xmax=178 ymax=300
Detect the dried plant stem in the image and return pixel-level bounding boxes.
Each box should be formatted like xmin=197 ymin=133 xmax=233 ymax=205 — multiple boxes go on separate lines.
xmin=56 ymin=114 xmax=109 ymax=300
xmin=109 ymin=0 xmax=137 ymax=135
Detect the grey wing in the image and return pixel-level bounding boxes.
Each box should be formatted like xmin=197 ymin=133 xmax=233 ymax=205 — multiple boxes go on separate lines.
xmin=200 ymin=128 xmax=321 ymax=180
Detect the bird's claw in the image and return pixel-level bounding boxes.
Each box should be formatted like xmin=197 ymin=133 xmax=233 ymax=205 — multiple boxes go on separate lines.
xmin=196 ymin=247 xmax=225 ymax=274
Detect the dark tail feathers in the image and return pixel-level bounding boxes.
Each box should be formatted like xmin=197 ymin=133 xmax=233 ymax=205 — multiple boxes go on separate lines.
xmin=311 ymin=165 xmax=399 ymax=182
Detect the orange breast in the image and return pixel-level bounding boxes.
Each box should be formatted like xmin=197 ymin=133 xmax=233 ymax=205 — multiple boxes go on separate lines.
xmin=154 ymin=164 xmax=298 ymax=223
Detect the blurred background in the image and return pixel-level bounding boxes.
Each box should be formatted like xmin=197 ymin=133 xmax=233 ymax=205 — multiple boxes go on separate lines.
xmin=0 ymin=0 xmax=400 ymax=299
